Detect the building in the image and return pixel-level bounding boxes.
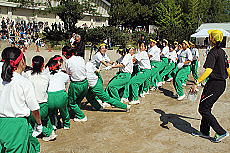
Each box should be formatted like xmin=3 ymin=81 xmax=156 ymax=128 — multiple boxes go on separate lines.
xmin=191 ymin=23 xmax=230 ymax=48
xmin=0 ymin=0 xmax=110 ymax=27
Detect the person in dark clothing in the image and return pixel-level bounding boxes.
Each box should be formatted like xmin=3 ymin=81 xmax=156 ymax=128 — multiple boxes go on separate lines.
xmin=137 ymin=35 xmax=148 ymax=50
xmin=191 ymin=29 xmax=230 ymax=143
xmin=72 ymin=34 xmax=85 ymax=59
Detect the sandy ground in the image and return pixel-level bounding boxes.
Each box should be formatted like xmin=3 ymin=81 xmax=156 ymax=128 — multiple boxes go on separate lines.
xmin=1 ymin=42 xmax=230 ymax=153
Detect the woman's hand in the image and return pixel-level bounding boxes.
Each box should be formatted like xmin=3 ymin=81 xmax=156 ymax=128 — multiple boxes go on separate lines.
xmin=190 ymin=85 xmax=198 ymax=94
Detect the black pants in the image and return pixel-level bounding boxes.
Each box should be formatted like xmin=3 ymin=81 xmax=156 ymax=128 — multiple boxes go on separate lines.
xmin=198 ymin=79 xmax=226 ymax=135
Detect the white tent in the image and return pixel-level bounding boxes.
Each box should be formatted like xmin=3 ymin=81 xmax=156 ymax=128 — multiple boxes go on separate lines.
xmin=191 ymin=28 xmax=230 ymax=48
xmin=191 ymin=28 xmax=230 ymax=38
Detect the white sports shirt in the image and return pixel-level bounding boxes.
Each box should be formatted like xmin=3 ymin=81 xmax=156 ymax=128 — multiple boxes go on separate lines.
xmin=0 ymin=72 xmax=40 ymax=117
xmin=65 ymin=56 xmax=87 ymax=82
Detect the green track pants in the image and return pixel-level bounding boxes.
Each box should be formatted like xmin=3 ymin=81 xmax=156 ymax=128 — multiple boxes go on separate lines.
xmin=173 ymin=66 xmax=191 ymax=96
xmin=107 ymin=72 xmax=131 ymax=101
xmin=128 ymin=69 xmax=151 ymax=100
xmin=159 ymin=62 xmax=176 ymax=82
xmin=0 ymin=118 xmax=40 ymax=153
xmin=68 ymin=80 xmax=88 ymax=119
xmin=191 ymin=60 xmax=199 ymax=81
xmin=150 ymin=61 xmax=165 ymax=87
xmin=86 ymin=77 xmax=127 ymax=109
xmin=28 ymin=102 xmax=53 ymax=137
xmin=48 ymin=90 xmax=70 ymax=128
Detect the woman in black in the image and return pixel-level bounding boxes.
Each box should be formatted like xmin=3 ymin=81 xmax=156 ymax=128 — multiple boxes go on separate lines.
xmin=192 ymin=30 xmax=230 ymax=143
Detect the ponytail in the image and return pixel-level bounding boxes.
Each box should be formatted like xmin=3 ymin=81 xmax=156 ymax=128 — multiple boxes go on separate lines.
xmin=1 ymin=47 xmax=23 ymax=82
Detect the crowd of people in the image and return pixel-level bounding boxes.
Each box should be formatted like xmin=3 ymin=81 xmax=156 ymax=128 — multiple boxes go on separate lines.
xmin=0 ymin=29 xmax=229 ymax=152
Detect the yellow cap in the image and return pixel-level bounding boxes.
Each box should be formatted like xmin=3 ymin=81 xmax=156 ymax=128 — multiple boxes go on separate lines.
xmin=150 ymin=39 xmax=157 ymax=43
xmin=208 ymin=29 xmax=223 ymax=43
xmin=182 ymin=40 xmax=190 ymax=47
xmin=99 ymin=43 xmax=106 ymax=47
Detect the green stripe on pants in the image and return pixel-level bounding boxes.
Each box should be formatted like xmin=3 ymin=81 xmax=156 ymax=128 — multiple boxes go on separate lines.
xmin=174 ymin=66 xmax=191 ymax=96
xmin=0 ymin=118 xmax=40 ymax=153
xmin=48 ymin=90 xmax=70 ymax=128
xmin=68 ymin=80 xmax=88 ymax=119
xmin=87 ymin=78 xmax=127 ymax=109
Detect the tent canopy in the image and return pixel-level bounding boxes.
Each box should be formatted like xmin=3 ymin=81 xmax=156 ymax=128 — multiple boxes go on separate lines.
xmin=191 ymin=28 xmax=230 ymax=38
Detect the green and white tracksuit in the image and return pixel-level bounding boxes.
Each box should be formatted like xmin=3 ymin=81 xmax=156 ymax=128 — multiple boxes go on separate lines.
xmin=47 ymin=71 xmax=70 ymax=128
xmin=174 ymin=48 xmax=193 ymax=96
xmin=107 ymin=53 xmax=133 ymax=101
xmin=0 ymin=72 xmax=41 ymax=152
xmin=190 ymin=47 xmax=199 ymax=81
xmin=86 ymin=62 xmax=127 ymax=109
xmin=66 ymin=55 xmax=88 ymax=120
xmin=127 ymin=51 xmax=151 ymax=100
xmin=159 ymin=50 xmax=178 ymax=82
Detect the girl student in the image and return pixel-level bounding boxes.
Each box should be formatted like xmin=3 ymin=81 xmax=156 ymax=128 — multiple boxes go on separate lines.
xmin=147 ymin=39 xmax=162 ymax=91
xmin=85 ymin=60 xmax=131 ymax=112
xmin=26 ymin=55 xmax=57 ymax=142
xmin=62 ymin=47 xmax=88 ymax=122
xmin=105 ymin=46 xmax=135 ymax=103
xmin=158 ymin=44 xmax=178 ymax=83
xmin=47 ymin=59 xmax=70 ymax=130
xmin=0 ymin=47 xmax=41 ymax=153
xmin=173 ymin=40 xmax=193 ymax=101
xmin=125 ymin=43 xmax=152 ymax=105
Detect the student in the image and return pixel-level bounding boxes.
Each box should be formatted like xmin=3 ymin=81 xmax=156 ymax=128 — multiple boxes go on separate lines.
xmin=192 ymin=30 xmax=230 ymax=143
xmin=106 ymin=47 xmax=134 ymax=102
xmin=127 ymin=43 xmax=151 ymax=104
xmin=85 ymin=61 xmax=131 ymax=111
xmin=63 ymin=47 xmax=88 ymax=122
xmin=159 ymin=44 xmax=178 ymax=83
xmin=27 ymin=56 xmax=57 ymax=142
xmin=47 ymin=59 xmax=70 ymax=130
xmin=91 ymin=43 xmax=113 ymax=71
xmin=173 ymin=40 xmax=193 ymax=100
xmin=189 ymin=41 xmax=199 ymax=82
xmin=147 ymin=39 xmax=164 ymax=90
xmin=156 ymin=39 xmax=170 ymax=87
xmin=0 ymin=47 xmax=41 ymax=153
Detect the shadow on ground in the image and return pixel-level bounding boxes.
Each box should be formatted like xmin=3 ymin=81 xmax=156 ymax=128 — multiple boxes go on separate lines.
xmin=154 ymin=109 xmax=200 ymax=134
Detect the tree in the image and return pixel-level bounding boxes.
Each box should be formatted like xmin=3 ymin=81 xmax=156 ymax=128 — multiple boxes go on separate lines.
xmin=155 ymin=0 xmax=183 ymax=41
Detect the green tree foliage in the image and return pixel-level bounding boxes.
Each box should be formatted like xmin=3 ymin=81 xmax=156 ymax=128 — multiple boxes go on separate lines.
xmin=154 ymin=0 xmax=183 ymax=41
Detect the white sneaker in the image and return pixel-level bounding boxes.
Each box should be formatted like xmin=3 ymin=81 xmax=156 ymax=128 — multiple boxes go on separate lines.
xmin=121 ymin=97 xmax=129 ymax=103
xmin=166 ymin=78 xmax=173 ymax=82
xmin=129 ymin=100 xmax=140 ymax=105
xmin=182 ymin=83 xmax=187 ymax=87
xmin=157 ymin=82 xmax=162 ymax=87
xmin=53 ymin=125 xmax=57 ymax=131
xmin=177 ymin=94 xmax=186 ymax=101
xmin=97 ymin=99 xmax=103 ymax=106
xmin=126 ymin=105 xmax=131 ymax=112
xmin=143 ymin=91 xmax=150 ymax=95
xmin=140 ymin=94 xmax=145 ymax=98
xmin=42 ymin=131 xmax=57 ymax=142
xmin=73 ymin=116 xmax=88 ymax=122
xmin=63 ymin=126 xmax=70 ymax=130
xmin=102 ymin=102 xmax=111 ymax=108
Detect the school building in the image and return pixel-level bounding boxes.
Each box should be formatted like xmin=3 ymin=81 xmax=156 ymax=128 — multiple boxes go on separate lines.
xmin=0 ymin=0 xmax=110 ymax=27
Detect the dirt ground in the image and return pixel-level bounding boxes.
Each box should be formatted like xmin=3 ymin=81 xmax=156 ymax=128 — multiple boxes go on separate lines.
xmin=1 ymin=42 xmax=230 ymax=153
